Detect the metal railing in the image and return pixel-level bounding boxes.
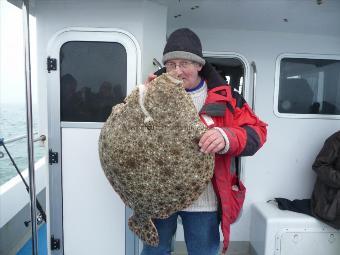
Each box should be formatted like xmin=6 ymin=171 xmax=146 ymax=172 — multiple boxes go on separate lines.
xmin=0 ymin=135 xmax=47 ymax=227
xmin=1 ymin=132 xmax=46 ymax=144
xmin=251 ymin=61 xmax=257 ymax=112
xmin=0 ymin=133 xmax=46 ymax=159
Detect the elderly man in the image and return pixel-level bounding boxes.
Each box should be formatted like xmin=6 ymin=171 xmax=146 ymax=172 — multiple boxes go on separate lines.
xmin=142 ymin=28 xmax=267 ymax=255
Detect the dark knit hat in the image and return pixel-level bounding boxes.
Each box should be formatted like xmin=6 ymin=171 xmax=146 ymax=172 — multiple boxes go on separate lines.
xmin=162 ymin=28 xmax=205 ymax=65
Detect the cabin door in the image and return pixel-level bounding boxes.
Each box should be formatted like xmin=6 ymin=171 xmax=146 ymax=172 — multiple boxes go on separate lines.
xmin=47 ymin=29 xmax=140 ymax=255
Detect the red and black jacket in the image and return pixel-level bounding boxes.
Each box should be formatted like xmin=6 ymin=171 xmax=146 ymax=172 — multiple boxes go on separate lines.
xmin=200 ymin=84 xmax=267 ymax=253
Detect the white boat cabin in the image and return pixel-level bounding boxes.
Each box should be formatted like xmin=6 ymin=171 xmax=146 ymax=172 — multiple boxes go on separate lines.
xmin=0 ymin=0 xmax=340 ymax=255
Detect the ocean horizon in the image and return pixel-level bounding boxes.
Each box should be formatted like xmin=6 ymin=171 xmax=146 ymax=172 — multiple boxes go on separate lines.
xmin=0 ymin=103 xmax=45 ymax=186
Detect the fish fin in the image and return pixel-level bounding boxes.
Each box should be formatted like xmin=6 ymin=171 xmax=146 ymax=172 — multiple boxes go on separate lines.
xmin=128 ymin=214 xmax=159 ymax=246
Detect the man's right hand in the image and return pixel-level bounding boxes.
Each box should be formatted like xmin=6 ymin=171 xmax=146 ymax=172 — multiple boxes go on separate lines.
xmin=145 ymin=67 xmax=166 ymax=86
xmin=145 ymin=74 xmax=157 ymax=86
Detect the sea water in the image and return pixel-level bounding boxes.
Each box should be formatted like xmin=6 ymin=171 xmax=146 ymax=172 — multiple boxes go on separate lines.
xmin=0 ymin=104 xmax=45 ymax=186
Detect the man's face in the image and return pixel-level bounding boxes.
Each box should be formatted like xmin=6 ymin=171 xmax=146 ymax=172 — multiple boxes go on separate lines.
xmin=165 ymin=59 xmax=202 ymax=89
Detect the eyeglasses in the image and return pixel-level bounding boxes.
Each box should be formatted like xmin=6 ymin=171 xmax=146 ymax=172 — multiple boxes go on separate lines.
xmin=164 ymin=61 xmax=196 ymax=71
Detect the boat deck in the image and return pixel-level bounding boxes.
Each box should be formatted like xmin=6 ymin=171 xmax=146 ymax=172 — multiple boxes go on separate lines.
xmin=17 ymin=224 xmax=250 ymax=255
xmin=17 ymin=224 xmax=47 ymax=255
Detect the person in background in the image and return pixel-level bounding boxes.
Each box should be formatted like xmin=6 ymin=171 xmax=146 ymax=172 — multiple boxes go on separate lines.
xmin=311 ymin=130 xmax=340 ymax=229
xmin=142 ymin=28 xmax=267 ymax=255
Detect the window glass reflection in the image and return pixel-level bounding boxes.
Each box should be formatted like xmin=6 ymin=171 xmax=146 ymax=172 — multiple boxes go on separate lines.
xmin=60 ymin=41 xmax=127 ymax=122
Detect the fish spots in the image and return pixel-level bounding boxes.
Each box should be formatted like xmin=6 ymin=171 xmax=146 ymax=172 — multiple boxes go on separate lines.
xmin=175 ymin=185 xmax=183 ymax=191
xmin=194 ymin=185 xmax=201 ymax=192
xmin=161 ymin=167 xmax=172 ymax=177
xmin=194 ymin=162 xmax=201 ymax=169
xmin=157 ymin=135 xmax=163 ymax=142
xmin=126 ymin=159 xmax=137 ymax=168
xmin=155 ymin=159 xmax=164 ymax=166
xmin=170 ymin=148 xmax=181 ymax=156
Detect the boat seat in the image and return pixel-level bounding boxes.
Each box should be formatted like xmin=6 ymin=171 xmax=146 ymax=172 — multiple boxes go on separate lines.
xmin=250 ymin=202 xmax=340 ymax=255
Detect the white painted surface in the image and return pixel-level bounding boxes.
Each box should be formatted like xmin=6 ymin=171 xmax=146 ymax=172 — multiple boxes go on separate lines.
xmin=62 ymin=128 xmax=125 ymax=255
xmin=279 ymin=231 xmax=340 ymax=255
xmin=0 ymin=158 xmax=47 ymax=228
xmin=250 ymin=202 xmax=340 ymax=255
xmin=162 ymin=0 xmax=340 ymax=37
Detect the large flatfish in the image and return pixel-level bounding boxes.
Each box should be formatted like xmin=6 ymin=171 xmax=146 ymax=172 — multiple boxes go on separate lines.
xmin=98 ymin=73 xmax=214 ymax=246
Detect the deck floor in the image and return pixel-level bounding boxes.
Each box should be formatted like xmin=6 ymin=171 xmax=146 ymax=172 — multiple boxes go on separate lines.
xmin=171 ymin=241 xmax=251 ymax=255
xmin=16 ymin=226 xmax=250 ymax=255
xmin=17 ymin=224 xmax=47 ymax=255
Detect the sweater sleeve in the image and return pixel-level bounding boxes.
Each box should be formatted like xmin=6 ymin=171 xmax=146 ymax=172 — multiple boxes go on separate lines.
xmin=220 ymin=92 xmax=267 ymax=157
xmin=312 ymin=133 xmax=340 ymax=188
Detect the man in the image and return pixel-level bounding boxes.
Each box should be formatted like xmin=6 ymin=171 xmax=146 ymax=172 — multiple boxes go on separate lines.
xmin=142 ymin=28 xmax=267 ymax=255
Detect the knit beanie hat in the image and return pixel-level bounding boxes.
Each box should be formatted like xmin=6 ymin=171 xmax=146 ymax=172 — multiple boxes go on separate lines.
xmin=162 ymin=28 xmax=206 ymax=65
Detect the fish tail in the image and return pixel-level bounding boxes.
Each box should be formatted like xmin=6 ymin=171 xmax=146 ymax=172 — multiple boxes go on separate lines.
xmin=128 ymin=214 xmax=159 ymax=246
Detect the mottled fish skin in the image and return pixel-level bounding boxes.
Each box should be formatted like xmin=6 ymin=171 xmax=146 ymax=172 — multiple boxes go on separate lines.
xmin=99 ymin=73 xmax=214 ymax=246
xmin=128 ymin=213 xmax=158 ymax=246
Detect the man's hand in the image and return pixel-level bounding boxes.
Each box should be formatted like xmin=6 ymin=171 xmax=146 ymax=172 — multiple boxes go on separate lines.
xmin=144 ymin=67 xmax=167 ymax=86
xmin=145 ymin=69 xmax=181 ymax=87
xmin=199 ymin=129 xmax=226 ymax=154
xmin=145 ymin=73 xmax=157 ymax=86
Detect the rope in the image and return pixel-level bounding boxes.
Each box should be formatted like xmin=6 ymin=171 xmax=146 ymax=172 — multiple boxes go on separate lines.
xmin=138 ymin=84 xmax=154 ymax=124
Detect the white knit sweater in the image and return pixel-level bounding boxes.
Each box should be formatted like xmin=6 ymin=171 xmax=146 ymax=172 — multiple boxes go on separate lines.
xmin=183 ymin=81 xmax=218 ymax=212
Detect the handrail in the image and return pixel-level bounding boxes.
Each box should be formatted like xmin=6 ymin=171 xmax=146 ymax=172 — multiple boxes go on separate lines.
xmin=2 ymin=132 xmax=46 ymax=145
xmin=23 ymin=0 xmax=39 ymax=254
xmin=0 ymin=134 xmax=46 ymax=159
xmin=0 ymin=140 xmax=47 ymax=225
xmin=251 ymin=61 xmax=257 ymax=112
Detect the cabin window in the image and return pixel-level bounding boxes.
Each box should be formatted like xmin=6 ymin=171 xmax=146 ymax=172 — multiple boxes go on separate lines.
xmin=204 ymin=57 xmax=245 ymax=95
xmin=278 ymin=58 xmax=340 ymax=115
xmin=60 ymin=41 xmax=127 ymax=122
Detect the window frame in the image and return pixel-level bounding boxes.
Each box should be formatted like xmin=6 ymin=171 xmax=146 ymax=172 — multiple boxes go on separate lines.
xmin=274 ymin=53 xmax=340 ymax=119
xmin=59 ymin=40 xmax=128 ymax=123
xmin=47 ymin=28 xmax=141 ymax=129
xmin=204 ymin=51 xmax=250 ymax=100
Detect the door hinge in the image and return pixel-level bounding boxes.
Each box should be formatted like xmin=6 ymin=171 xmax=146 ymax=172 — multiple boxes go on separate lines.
xmin=49 ymin=149 xmax=58 ymax=165
xmin=51 ymin=235 xmax=61 ymax=250
xmin=47 ymin=57 xmax=57 ymax=73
